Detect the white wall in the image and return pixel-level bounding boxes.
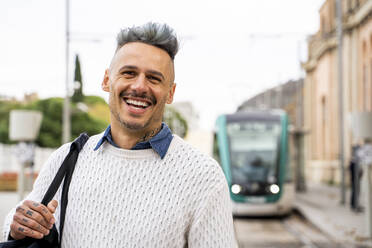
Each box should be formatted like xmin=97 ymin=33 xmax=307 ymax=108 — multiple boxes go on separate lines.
xmin=0 ymin=143 xmax=55 ymax=173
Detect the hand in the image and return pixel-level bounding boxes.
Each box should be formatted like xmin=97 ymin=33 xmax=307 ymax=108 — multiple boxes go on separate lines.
xmin=10 ymin=200 xmax=58 ymax=240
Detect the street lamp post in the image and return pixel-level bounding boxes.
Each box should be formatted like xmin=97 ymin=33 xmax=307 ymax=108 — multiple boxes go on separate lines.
xmin=62 ymin=0 xmax=71 ymax=144
xmin=336 ymin=0 xmax=346 ymax=205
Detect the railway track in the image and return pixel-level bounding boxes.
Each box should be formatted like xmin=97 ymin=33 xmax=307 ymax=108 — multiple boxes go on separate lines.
xmin=234 ymin=210 xmax=357 ymax=248
xmin=280 ymin=211 xmax=348 ymax=248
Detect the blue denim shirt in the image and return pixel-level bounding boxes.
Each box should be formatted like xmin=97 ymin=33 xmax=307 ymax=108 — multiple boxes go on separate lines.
xmin=93 ymin=123 xmax=173 ymax=159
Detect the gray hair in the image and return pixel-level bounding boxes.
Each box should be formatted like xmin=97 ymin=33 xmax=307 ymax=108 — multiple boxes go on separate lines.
xmin=116 ymin=22 xmax=179 ymax=60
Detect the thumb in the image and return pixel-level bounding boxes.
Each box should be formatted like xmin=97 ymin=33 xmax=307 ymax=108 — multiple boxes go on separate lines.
xmin=47 ymin=200 xmax=58 ymax=214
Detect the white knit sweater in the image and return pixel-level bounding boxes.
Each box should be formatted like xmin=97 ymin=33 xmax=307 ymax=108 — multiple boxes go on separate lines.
xmin=3 ymin=133 xmax=236 ymax=247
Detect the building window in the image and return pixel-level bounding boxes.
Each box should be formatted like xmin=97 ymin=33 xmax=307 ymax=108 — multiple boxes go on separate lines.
xmin=364 ymin=40 xmax=370 ymax=111
xmin=370 ymin=35 xmax=372 ymax=110
xmin=347 ymin=0 xmax=352 ymax=13
xmin=363 ymin=64 xmax=368 ymax=111
xmin=321 ymin=96 xmax=327 ymax=159
xmin=321 ymin=16 xmax=326 ymax=37
xmin=370 ymin=59 xmax=372 ymax=110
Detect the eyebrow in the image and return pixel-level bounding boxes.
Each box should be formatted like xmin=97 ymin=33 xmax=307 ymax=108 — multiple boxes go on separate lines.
xmin=118 ymin=65 xmax=165 ymax=81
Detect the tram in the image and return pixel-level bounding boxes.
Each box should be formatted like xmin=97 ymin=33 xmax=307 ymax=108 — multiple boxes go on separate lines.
xmin=213 ymin=110 xmax=294 ymax=216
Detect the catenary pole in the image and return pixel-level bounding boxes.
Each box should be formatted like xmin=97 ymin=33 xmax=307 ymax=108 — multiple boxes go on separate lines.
xmin=63 ymin=0 xmax=71 ymax=143
xmin=336 ymin=0 xmax=346 ymax=204
xmin=296 ymin=40 xmax=306 ymax=192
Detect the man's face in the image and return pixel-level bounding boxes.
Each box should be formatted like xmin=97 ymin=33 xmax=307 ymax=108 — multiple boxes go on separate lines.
xmin=102 ymin=42 xmax=176 ymax=132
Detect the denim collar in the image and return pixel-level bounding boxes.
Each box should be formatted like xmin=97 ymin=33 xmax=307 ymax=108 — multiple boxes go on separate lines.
xmin=93 ymin=123 xmax=173 ymax=159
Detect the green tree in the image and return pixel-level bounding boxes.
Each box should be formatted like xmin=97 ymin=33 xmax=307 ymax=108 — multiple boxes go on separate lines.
xmin=0 ymin=96 xmax=189 ymax=147
xmin=84 ymin=95 xmax=107 ymax=105
xmin=0 ymin=97 xmax=108 ymax=147
xmin=31 ymin=98 xmax=107 ymax=147
xmin=72 ymin=54 xmax=84 ymax=103
xmin=163 ymin=106 xmax=188 ymax=138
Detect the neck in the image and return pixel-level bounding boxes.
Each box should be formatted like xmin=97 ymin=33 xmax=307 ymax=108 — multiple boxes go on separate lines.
xmin=138 ymin=125 xmax=162 ymax=142
xmin=110 ymin=121 xmax=162 ymax=149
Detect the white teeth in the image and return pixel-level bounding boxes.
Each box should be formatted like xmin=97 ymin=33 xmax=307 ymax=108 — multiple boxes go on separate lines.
xmin=125 ymin=99 xmax=149 ymax=107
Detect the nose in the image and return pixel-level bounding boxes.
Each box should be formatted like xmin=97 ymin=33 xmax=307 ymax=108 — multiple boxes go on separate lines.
xmin=130 ymin=73 xmax=148 ymax=93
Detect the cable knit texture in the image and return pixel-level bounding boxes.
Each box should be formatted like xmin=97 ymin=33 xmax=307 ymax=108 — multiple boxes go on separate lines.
xmin=3 ymin=133 xmax=236 ymax=247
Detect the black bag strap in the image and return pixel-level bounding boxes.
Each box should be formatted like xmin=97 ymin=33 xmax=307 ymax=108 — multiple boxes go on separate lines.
xmin=40 ymin=133 xmax=89 ymax=242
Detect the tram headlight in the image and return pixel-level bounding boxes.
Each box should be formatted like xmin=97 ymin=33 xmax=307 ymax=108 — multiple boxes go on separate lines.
xmin=231 ymin=184 xmax=242 ymax=194
xmin=269 ymin=184 xmax=280 ymax=194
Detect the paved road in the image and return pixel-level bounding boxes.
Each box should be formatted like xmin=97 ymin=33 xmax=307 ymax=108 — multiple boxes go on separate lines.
xmin=233 ymin=213 xmax=360 ymax=248
xmin=0 ymin=192 xmax=23 ymax=241
xmin=1 ymin=192 xmax=367 ymax=247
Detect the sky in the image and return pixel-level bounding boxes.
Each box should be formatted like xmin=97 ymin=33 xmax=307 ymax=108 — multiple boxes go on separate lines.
xmin=0 ymin=0 xmax=325 ymax=129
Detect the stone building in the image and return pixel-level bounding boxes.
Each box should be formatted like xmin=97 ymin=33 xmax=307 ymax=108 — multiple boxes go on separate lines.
xmin=238 ymin=79 xmax=304 ymax=127
xmin=302 ymin=0 xmax=372 ymax=183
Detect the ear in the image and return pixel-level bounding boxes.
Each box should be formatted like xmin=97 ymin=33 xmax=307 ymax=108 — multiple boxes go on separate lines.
xmin=166 ymin=83 xmax=176 ymax=104
xmin=101 ymin=69 xmax=110 ymax=92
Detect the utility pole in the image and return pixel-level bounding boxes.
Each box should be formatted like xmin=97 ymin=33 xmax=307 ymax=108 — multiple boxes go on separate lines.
xmin=295 ymin=40 xmax=306 ymax=192
xmin=336 ymin=0 xmax=346 ymax=205
xmin=62 ymin=0 xmax=71 ymax=143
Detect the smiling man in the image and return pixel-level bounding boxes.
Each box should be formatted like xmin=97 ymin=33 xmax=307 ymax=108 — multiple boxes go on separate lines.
xmin=3 ymin=22 xmax=236 ymax=247
xmin=102 ymin=39 xmax=176 ymax=150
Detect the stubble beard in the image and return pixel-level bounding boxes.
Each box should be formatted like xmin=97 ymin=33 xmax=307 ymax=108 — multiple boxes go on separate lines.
xmin=109 ymin=92 xmax=166 ymax=132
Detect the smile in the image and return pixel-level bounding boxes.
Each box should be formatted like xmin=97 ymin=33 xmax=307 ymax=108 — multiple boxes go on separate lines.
xmin=122 ymin=96 xmax=154 ymax=115
xmin=125 ymin=98 xmax=150 ymax=108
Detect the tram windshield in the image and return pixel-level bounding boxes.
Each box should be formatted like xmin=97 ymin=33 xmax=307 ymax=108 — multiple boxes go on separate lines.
xmin=227 ymin=120 xmax=281 ymax=185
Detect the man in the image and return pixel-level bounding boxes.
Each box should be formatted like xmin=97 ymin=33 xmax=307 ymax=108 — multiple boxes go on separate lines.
xmin=2 ymin=22 xmax=236 ymax=247
xmin=351 ymin=138 xmax=372 ymax=212
xmin=349 ymin=145 xmax=363 ymax=212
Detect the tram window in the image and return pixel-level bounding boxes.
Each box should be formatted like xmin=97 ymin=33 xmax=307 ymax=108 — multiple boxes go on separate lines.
xmin=227 ymin=120 xmax=281 ymax=184
xmin=212 ymin=133 xmax=222 ymax=165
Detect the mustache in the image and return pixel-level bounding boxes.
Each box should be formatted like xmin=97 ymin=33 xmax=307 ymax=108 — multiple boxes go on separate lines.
xmin=119 ymin=91 xmax=157 ymax=105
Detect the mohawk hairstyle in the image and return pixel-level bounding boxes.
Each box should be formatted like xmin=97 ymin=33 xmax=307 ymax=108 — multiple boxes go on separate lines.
xmin=116 ymin=22 xmax=179 ymax=60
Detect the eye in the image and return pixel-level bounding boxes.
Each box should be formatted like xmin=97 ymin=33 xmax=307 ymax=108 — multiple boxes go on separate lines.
xmin=147 ymin=75 xmax=161 ymax=83
xmin=121 ymin=71 xmax=136 ymax=77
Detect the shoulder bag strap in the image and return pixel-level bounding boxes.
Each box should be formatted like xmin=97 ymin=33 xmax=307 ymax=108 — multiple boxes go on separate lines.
xmin=40 ymin=133 xmax=89 ymax=241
